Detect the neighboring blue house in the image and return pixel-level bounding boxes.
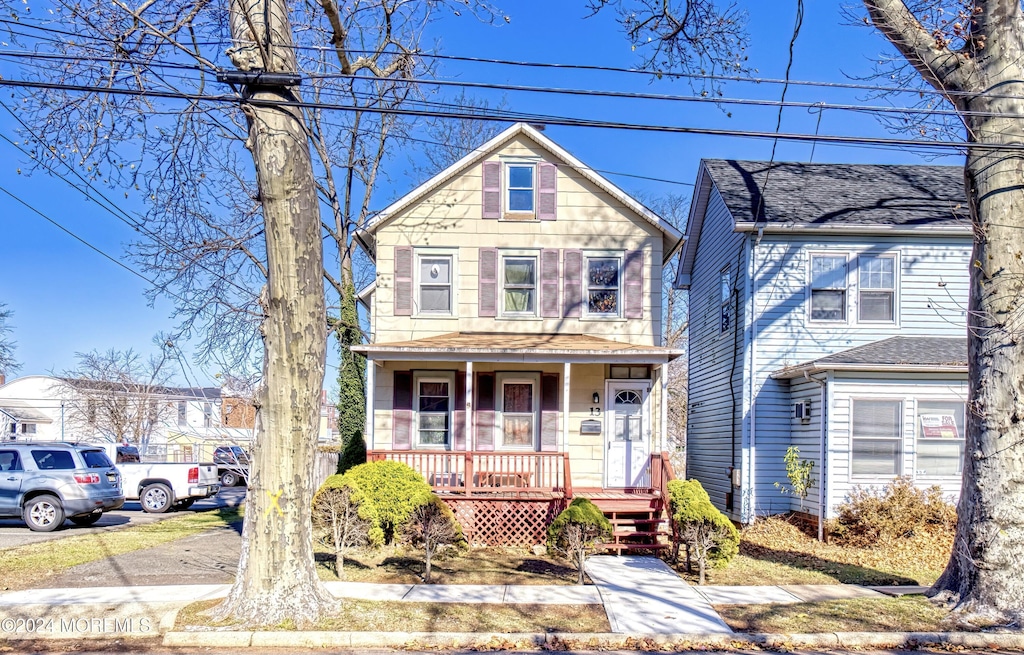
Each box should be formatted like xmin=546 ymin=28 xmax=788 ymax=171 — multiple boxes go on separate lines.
xmin=676 ymin=160 xmax=971 ymax=525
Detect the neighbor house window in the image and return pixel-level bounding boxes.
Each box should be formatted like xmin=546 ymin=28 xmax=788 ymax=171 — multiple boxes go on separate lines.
xmin=502 ymin=255 xmax=537 ymax=316
xmin=507 ymin=164 xmax=535 ymax=213
xmin=851 ymin=399 xmax=903 ymax=476
xmin=203 ymin=402 xmax=213 ymax=428
xmin=416 ymin=376 xmax=451 ymax=448
xmin=720 ymin=268 xmax=731 ymax=332
xmin=916 ymin=400 xmax=965 ymax=477
xmin=859 ymin=255 xmax=896 ymax=322
xmin=586 ymin=255 xmax=621 ymax=316
xmin=20 ymin=423 xmax=36 ymax=434
xmin=417 ymin=254 xmax=453 ymax=315
xmin=177 ymin=401 xmax=187 ymax=426
xmin=500 ymin=376 xmax=537 ymax=449
xmin=810 ymin=254 xmax=848 ymax=321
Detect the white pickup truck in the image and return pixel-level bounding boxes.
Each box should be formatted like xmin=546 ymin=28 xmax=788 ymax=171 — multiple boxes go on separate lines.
xmin=99 ymin=444 xmax=221 ymax=513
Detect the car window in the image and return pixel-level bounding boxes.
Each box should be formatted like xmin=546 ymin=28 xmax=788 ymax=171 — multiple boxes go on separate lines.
xmin=81 ymin=450 xmax=114 ymax=468
xmin=31 ymin=450 xmax=77 ymax=470
xmin=0 ymin=450 xmax=22 ymax=472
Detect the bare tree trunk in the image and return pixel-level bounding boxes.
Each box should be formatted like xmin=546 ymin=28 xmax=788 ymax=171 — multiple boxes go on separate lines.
xmin=210 ymin=0 xmax=333 ymax=626
xmin=864 ymin=0 xmax=1024 ymax=626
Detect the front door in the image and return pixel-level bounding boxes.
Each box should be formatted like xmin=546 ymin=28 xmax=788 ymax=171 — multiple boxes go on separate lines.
xmin=604 ymin=382 xmax=651 ymax=487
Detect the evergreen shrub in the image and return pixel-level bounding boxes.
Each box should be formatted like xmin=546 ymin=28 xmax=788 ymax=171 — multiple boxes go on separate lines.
xmin=667 ymin=479 xmax=740 ymax=582
xmin=339 ymin=460 xmax=433 ymax=543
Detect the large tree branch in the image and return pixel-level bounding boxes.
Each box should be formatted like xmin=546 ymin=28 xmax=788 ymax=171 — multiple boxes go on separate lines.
xmin=863 ymin=0 xmax=975 ymax=95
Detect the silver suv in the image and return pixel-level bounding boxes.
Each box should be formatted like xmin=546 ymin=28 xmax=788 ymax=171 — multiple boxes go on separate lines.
xmin=0 ymin=443 xmax=125 ymax=532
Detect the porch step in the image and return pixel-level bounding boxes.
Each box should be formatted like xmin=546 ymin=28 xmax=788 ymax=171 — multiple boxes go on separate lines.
xmin=587 ymin=491 xmax=670 ymax=556
xmin=600 ymin=542 xmax=670 ymax=554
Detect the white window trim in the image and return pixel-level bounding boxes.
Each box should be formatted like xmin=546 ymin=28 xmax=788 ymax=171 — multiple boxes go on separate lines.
xmin=499 ymin=250 xmax=540 ymax=318
xmin=413 ymin=372 xmax=455 ymax=450
xmin=496 ymin=372 xmax=540 ymax=451
xmin=808 ymin=251 xmax=850 ymax=324
xmin=584 ymin=250 xmax=624 ymax=319
xmin=501 ymin=157 xmax=540 ymax=218
xmin=856 ymin=252 xmax=899 ymax=324
xmin=849 ymin=397 xmax=904 ymax=479
xmin=413 ymin=249 xmax=458 ymax=318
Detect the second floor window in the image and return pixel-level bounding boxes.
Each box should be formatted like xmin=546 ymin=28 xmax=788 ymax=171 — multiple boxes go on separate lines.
xmin=810 ymin=254 xmax=847 ymax=321
xmin=507 ymin=164 xmax=535 ymax=213
xmin=503 ymin=256 xmax=537 ymax=315
xmin=177 ymin=401 xmax=187 ymax=426
xmin=720 ymin=268 xmax=731 ymax=332
xmin=859 ymin=255 xmax=896 ymax=322
xmin=203 ymin=402 xmax=213 ymax=428
xmin=418 ymin=255 xmax=452 ymax=314
xmin=587 ymin=255 xmax=621 ymax=316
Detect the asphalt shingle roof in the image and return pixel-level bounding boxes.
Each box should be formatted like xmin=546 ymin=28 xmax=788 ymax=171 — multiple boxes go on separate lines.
xmin=811 ymin=336 xmax=967 ymax=367
xmin=702 ymin=160 xmax=969 ymax=228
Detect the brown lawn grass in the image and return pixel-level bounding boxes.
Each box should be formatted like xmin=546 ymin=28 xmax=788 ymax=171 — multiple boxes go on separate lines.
xmin=717 ymin=597 xmax=948 ymax=633
xmin=673 ymin=515 xmax=953 ymax=586
xmin=177 ymin=598 xmax=609 ymax=633
xmin=315 ymin=545 xmax=581 ymax=585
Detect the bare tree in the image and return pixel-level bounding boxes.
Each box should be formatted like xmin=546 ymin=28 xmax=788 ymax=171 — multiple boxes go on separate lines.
xmin=861 ymin=0 xmax=1024 ymax=626
xmin=57 ymin=347 xmax=175 ymax=450
xmin=0 ymin=303 xmax=18 ymax=379
xmin=411 ymin=91 xmax=510 ymax=181
xmin=312 ymin=484 xmax=373 ymax=576
xmin=400 ymin=495 xmax=463 ymax=583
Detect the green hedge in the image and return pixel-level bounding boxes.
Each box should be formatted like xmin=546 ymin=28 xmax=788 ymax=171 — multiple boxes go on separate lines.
xmin=547 ymin=497 xmax=612 ymax=550
xmin=337 ymin=460 xmax=433 ymax=543
xmin=666 ymin=478 xmax=740 ymax=567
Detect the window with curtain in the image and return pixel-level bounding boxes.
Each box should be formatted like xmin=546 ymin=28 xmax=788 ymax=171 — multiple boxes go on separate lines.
xmin=851 ymin=399 xmax=903 ymax=475
xmin=810 ymin=254 xmax=847 ymax=321
xmin=503 ymin=256 xmax=537 ymax=315
xmin=418 ymin=255 xmax=452 ymax=314
xmin=859 ymin=255 xmax=896 ymax=321
xmin=501 ymin=381 xmax=535 ymax=448
xmin=916 ymin=400 xmax=965 ymax=477
xmin=586 ymin=256 xmax=620 ymax=316
xmin=417 ymin=380 xmax=450 ymax=447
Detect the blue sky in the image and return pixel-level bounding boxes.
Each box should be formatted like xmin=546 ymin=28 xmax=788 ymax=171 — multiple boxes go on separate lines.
xmin=0 ymin=1 xmax=963 ymax=385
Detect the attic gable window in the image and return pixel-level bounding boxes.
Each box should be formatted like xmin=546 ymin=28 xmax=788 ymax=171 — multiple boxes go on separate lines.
xmin=810 ymin=254 xmax=847 ymax=321
xmin=507 ymin=164 xmax=535 ymax=213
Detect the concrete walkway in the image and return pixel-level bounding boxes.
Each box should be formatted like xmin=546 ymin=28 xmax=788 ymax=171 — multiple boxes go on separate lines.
xmin=584 ymin=555 xmax=733 ymax=634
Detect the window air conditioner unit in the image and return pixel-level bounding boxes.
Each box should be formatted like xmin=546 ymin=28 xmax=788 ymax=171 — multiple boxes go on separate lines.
xmin=794 ymin=399 xmax=812 ymax=421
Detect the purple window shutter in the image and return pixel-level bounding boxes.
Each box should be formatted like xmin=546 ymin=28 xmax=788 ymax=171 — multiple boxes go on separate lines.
xmin=479 ymin=248 xmax=498 ymax=317
xmin=540 ymin=373 xmax=560 ymax=452
xmin=624 ymin=249 xmax=644 ymax=319
xmin=453 ymin=373 xmax=467 ymax=451
xmin=482 ymin=161 xmax=500 ymax=219
xmin=475 ymin=372 xmax=495 ymax=451
xmin=538 ymin=162 xmax=557 ymax=220
xmin=394 ymin=246 xmax=413 ymax=317
xmin=563 ymin=249 xmax=582 ymax=318
xmin=393 ymin=371 xmax=413 ymax=450
xmin=541 ymin=249 xmax=560 ymax=318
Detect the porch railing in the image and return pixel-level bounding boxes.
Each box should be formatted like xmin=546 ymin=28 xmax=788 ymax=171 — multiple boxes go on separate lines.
xmin=651 ymin=451 xmax=678 ymax=501
xmin=368 ymin=450 xmax=571 ymax=497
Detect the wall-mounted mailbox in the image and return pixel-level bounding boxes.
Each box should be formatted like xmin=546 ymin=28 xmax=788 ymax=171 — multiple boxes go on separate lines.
xmin=580 ymin=419 xmax=602 ymax=435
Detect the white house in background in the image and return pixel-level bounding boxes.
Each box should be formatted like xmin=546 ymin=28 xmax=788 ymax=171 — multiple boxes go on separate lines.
xmin=677 ymin=160 xmax=971 ymax=525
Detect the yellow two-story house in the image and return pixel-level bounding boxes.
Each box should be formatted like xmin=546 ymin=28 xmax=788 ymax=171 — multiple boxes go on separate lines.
xmin=354 ymin=123 xmax=684 ymax=548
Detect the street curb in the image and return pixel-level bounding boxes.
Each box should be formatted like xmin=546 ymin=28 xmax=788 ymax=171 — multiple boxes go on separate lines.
xmin=161 ymin=630 xmax=1024 ymax=650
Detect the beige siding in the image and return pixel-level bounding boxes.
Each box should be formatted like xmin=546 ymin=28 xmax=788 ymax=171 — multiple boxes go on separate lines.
xmin=372 ymin=134 xmax=665 ymax=346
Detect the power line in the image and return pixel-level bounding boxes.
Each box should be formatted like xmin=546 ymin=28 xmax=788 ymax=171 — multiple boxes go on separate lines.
xmin=0 ymin=76 xmax=1006 ymax=153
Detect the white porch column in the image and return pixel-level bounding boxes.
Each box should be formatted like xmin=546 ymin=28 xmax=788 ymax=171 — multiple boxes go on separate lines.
xmin=365 ymin=361 xmax=376 ymax=450
xmin=659 ymin=362 xmax=668 ymax=454
xmin=562 ymin=362 xmax=571 ymax=452
xmin=465 ymin=361 xmax=474 ymax=450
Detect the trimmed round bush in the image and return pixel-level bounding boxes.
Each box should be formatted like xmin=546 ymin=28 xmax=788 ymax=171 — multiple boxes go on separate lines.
xmin=339 ymin=460 xmax=433 ymax=543
xmin=313 ymin=473 xmax=384 ymax=546
xmin=547 ymin=497 xmax=612 ymax=550
xmin=667 ymin=478 xmax=740 ymax=567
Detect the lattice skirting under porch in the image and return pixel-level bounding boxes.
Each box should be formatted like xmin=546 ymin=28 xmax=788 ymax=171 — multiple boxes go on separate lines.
xmin=441 ymin=497 xmax=566 ymax=546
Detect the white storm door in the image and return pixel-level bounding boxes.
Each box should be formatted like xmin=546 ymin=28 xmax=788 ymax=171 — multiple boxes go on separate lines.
xmin=604 ymin=382 xmax=651 ymax=488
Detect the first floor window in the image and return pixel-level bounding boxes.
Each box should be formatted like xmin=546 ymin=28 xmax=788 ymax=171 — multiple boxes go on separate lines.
xmin=859 ymin=255 xmax=896 ymax=321
xmin=587 ymin=256 xmax=621 ymax=316
xmin=503 ymin=256 xmax=537 ymax=315
xmin=417 ymin=378 xmax=450 ymax=447
xmin=810 ymin=254 xmax=847 ymax=321
xmin=418 ymin=254 xmax=452 ymax=314
xmin=501 ymin=379 xmax=536 ymax=448
xmin=20 ymin=423 xmax=36 ymax=434
xmin=851 ymin=399 xmax=902 ymax=475
xmin=916 ymin=400 xmax=965 ymax=477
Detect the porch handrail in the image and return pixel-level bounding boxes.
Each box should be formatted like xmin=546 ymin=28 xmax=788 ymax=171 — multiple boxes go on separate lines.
xmin=651 ymin=451 xmax=678 ymax=502
xmin=368 ymin=450 xmax=570 ymax=497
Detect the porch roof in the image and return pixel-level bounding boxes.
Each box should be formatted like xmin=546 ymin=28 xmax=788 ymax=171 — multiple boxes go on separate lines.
xmin=0 ymin=401 xmax=53 ymax=423
xmin=352 ymin=332 xmax=683 ymax=364
xmin=772 ymin=336 xmax=968 ymax=379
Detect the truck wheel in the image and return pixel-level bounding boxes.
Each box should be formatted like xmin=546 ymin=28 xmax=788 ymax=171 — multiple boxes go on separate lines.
xmin=70 ymin=512 xmax=102 ymax=526
xmin=175 ymin=498 xmax=196 ymax=510
xmin=24 ymin=495 xmax=65 ymax=532
xmin=220 ymin=471 xmax=238 ymax=487
xmin=141 ymin=483 xmax=173 ymax=513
